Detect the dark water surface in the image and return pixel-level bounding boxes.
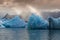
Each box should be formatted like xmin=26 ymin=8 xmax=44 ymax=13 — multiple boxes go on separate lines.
xmin=0 ymin=28 xmax=60 ymax=40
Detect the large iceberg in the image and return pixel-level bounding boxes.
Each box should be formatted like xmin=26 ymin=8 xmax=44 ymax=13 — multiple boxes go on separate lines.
xmin=3 ymin=16 xmax=26 ymax=28
xmin=28 ymin=14 xmax=49 ymax=29
xmin=48 ymin=17 xmax=60 ymax=28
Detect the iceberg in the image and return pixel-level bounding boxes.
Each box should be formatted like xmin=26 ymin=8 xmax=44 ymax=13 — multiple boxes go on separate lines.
xmin=0 ymin=18 xmax=8 ymax=28
xmin=48 ymin=17 xmax=60 ymax=28
xmin=3 ymin=16 xmax=26 ymax=28
xmin=0 ymin=20 xmax=5 ymax=28
xmin=28 ymin=14 xmax=49 ymax=29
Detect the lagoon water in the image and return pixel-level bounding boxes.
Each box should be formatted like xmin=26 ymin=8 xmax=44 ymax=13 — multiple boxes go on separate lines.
xmin=0 ymin=28 xmax=60 ymax=40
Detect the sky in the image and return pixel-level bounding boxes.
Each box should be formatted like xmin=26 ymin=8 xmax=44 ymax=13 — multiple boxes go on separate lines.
xmin=0 ymin=0 xmax=60 ymax=9
xmin=0 ymin=0 xmax=60 ymax=20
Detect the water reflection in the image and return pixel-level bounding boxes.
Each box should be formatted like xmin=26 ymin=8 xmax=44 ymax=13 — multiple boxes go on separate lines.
xmin=50 ymin=30 xmax=60 ymax=40
xmin=27 ymin=30 xmax=49 ymax=40
xmin=0 ymin=28 xmax=60 ymax=40
xmin=0 ymin=28 xmax=29 ymax=40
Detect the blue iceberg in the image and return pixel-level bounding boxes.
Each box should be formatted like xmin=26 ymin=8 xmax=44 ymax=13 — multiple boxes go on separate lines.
xmin=3 ymin=16 xmax=26 ymax=28
xmin=28 ymin=14 xmax=49 ymax=29
xmin=48 ymin=17 xmax=60 ymax=28
xmin=0 ymin=20 xmax=5 ymax=28
xmin=0 ymin=18 xmax=8 ymax=28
